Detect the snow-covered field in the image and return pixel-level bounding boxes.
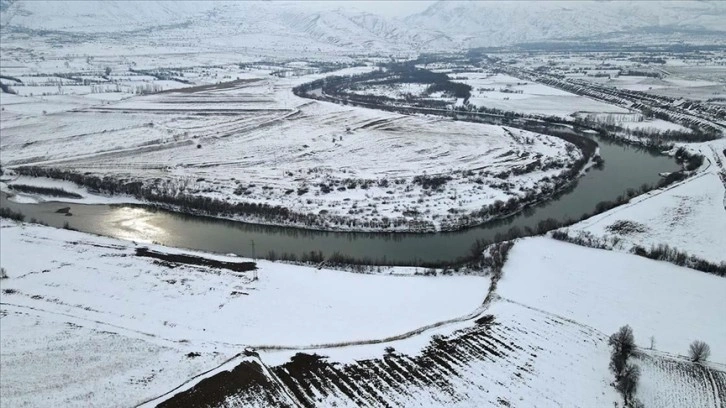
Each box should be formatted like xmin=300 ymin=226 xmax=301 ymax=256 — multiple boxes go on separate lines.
xmin=457 ymin=72 xmax=631 ymax=118
xmin=0 ymin=221 xmax=488 ymax=347
xmin=3 ymin=190 xmax=724 ymax=406
xmin=147 ymin=234 xmax=726 ymax=407
xmin=568 ymin=139 xmax=726 ymax=264
xmin=1 ymin=65 xmax=583 ymax=232
xmin=347 ymin=71 xmax=633 ymax=120
xmin=2 ymin=8 xmax=725 ymax=405
xmin=572 ymin=171 xmax=726 ymax=263
xmin=498 ymin=237 xmax=726 ymax=364
xmin=251 ymin=300 xmax=623 ymax=408
xmin=0 ymin=305 xmax=231 ymax=408
xmin=0 ymin=220 xmax=489 ymax=406
xmin=588 ymin=69 xmax=726 ymax=101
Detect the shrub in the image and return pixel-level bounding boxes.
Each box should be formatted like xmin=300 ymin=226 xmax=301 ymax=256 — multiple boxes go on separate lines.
xmin=606 ymin=220 xmax=647 ymax=235
xmin=7 ymin=184 xmax=82 ymax=199
xmin=0 ymin=267 xmax=7 ymax=279
xmin=689 ymin=340 xmax=711 ymax=363
xmin=0 ymin=207 xmax=25 ymax=221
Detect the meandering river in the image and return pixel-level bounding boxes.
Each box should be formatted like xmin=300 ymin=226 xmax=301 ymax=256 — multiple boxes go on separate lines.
xmin=1 ymin=136 xmax=679 ymax=264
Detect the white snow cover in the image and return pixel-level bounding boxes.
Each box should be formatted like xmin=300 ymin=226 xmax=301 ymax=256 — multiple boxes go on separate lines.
xmin=569 ymin=138 xmax=726 ymax=264
xmin=498 ymin=237 xmax=726 ymax=364
xmin=260 ymin=299 xmax=621 ymax=408
xmin=0 ymin=220 xmax=489 ymax=406
xmin=0 ymin=68 xmax=582 ymax=232
xmin=459 ymin=72 xmax=630 ymax=118
xmin=406 ymin=1 xmax=726 ymax=48
xmin=573 ymin=171 xmax=726 ymax=263
xmin=0 ymin=305 xmax=232 ymax=408
xmin=0 ymin=221 xmax=489 ymax=347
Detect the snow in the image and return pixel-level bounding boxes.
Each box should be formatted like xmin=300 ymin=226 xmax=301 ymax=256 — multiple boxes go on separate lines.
xmin=572 ymin=170 xmax=726 ymax=264
xmin=0 ymin=304 xmax=232 ymax=408
xmin=635 ymin=353 xmax=726 ymax=408
xmin=498 ymin=237 xmax=726 ymax=364
xmin=239 ymin=299 xmax=620 ymax=407
xmin=0 ymin=1 xmax=451 ymax=55
xmin=1 ymin=176 xmax=142 ymax=205
xmin=618 ymin=118 xmax=692 ymax=133
xmin=0 ymin=67 xmax=582 ymax=232
xmin=0 ymin=221 xmax=489 ymax=348
xmin=0 ymin=220 xmax=491 ymax=406
xmin=405 ymin=1 xmax=726 ymax=48
xmin=459 ymin=72 xmax=630 ymax=118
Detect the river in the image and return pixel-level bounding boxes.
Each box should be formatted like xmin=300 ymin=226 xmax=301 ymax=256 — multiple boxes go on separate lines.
xmin=0 ymin=136 xmax=679 ymax=264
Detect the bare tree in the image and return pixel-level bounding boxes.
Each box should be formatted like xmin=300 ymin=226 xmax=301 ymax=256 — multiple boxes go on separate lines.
xmin=689 ymin=340 xmax=711 ymax=363
xmin=609 ymin=325 xmax=635 ymax=376
xmin=615 ymin=363 xmax=641 ymax=405
xmin=609 ymin=325 xmax=635 ymax=353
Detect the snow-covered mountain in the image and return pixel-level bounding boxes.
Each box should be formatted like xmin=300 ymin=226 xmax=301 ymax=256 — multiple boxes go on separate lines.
xmin=0 ymin=0 xmax=452 ymax=54
xmin=405 ymin=1 xmax=726 ymax=48
xmin=0 ymin=0 xmax=222 ymax=32
xmin=282 ymin=9 xmax=455 ymax=52
xmin=1 ymin=0 xmax=724 ymax=53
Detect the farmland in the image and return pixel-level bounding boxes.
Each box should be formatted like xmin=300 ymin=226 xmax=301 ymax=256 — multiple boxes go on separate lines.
xmin=2 ymin=2 xmax=726 ymax=406
xmin=2 ymin=61 xmax=589 ymax=232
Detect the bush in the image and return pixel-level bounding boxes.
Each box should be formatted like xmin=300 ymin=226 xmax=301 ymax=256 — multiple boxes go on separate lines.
xmin=689 ymin=340 xmax=711 ymax=363
xmin=0 ymin=267 xmax=7 ymax=279
xmin=0 ymin=207 xmax=25 ymax=221
xmin=8 ymin=184 xmax=82 ymax=199
xmin=631 ymin=244 xmax=726 ymax=277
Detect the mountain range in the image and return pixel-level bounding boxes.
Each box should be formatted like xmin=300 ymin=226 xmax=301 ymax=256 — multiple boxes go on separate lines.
xmin=1 ymin=0 xmax=724 ymax=53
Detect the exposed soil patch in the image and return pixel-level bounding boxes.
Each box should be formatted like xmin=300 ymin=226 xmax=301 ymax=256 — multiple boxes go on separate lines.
xmin=606 ymin=220 xmax=649 ymax=235
xmin=135 ymin=248 xmax=256 ymax=272
xmin=162 ymin=316 xmax=509 ymax=407
xmin=157 ymin=359 xmax=290 ymax=408
xmin=155 ymin=78 xmax=264 ymax=94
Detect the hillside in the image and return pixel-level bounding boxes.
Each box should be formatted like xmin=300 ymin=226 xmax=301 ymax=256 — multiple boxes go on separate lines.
xmin=2 ymin=0 xmax=724 ymax=55
xmin=406 ymin=0 xmax=726 ymax=47
xmin=0 ymin=1 xmax=451 ymax=54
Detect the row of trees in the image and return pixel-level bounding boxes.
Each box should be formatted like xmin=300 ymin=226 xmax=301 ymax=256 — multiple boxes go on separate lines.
xmin=609 ymin=325 xmax=642 ymax=407
xmin=609 ymin=325 xmax=712 ymax=407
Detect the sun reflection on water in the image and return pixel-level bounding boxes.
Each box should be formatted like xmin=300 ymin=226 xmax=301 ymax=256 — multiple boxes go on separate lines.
xmin=109 ymin=207 xmax=168 ymax=244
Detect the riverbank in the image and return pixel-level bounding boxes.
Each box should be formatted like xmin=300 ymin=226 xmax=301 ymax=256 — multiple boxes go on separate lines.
xmin=3 ymin=213 xmax=723 ymax=408
xmin=0 ymin=66 xmax=595 ymax=233
xmin=0 ymin=219 xmax=489 ymax=407
xmin=0 ymin=133 xmax=680 ymax=265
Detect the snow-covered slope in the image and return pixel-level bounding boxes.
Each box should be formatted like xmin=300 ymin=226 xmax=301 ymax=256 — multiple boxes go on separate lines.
xmin=4 ymin=0 xmax=722 ymax=54
xmin=406 ymin=0 xmax=726 ymax=47
xmin=284 ymin=9 xmax=454 ymax=52
xmin=498 ymin=237 xmax=726 ymax=364
xmin=0 ymin=0 xmax=220 ymax=32
xmin=0 ymin=0 xmax=453 ymax=54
